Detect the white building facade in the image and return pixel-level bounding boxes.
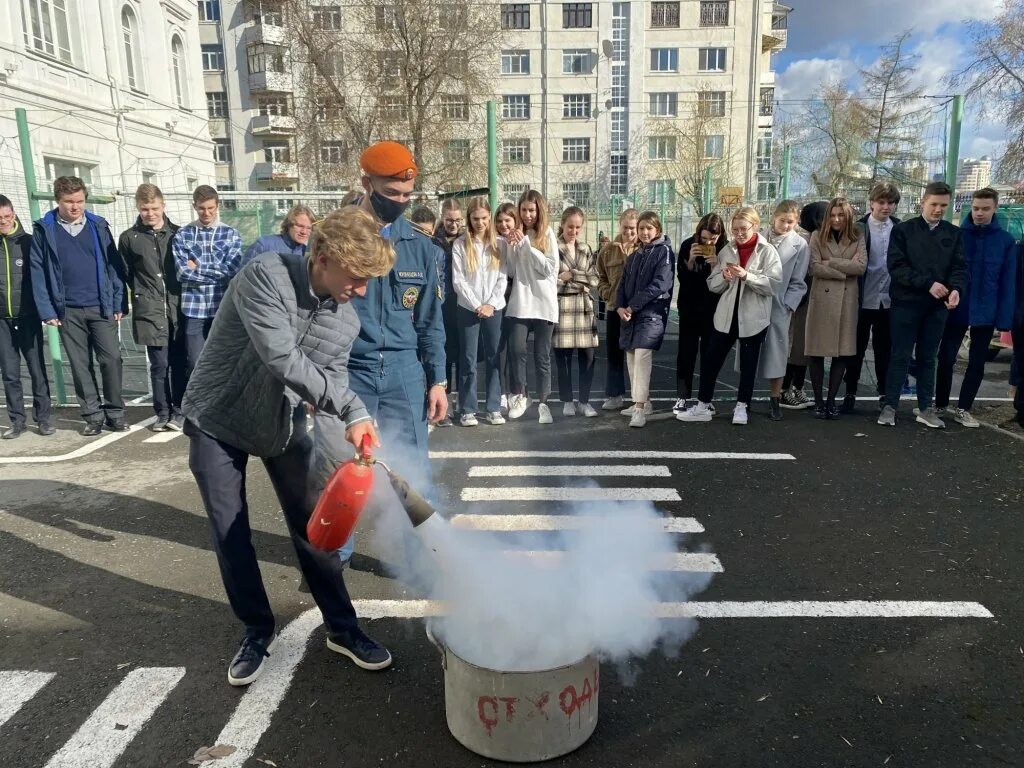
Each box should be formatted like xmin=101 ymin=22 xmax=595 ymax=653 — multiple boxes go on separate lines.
xmin=957 ymin=157 xmax=992 ymax=193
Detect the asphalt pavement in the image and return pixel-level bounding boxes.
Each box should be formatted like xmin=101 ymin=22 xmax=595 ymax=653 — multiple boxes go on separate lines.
xmin=0 ymin=342 xmax=1022 ymax=768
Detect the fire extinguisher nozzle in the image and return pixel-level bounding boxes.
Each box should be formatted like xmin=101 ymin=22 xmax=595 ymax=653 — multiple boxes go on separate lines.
xmin=384 ymin=466 xmax=436 ymax=527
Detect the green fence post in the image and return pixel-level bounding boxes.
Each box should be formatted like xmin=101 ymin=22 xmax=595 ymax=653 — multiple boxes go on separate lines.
xmin=486 ymin=101 xmax=498 ymax=210
xmin=16 ymin=107 xmax=67 ymax=405
xmin=943 ymin=95 xmax=965 ymax=223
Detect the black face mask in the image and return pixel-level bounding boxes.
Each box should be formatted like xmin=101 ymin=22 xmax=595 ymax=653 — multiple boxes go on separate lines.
xmin=369 ymin=189 xmax=410 ymax=224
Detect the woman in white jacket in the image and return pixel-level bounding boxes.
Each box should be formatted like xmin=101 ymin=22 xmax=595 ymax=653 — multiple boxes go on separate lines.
xmin=678 ymin=207 xmax=782 ymax=425
xmin=505 ymin=189 xmax=559 ymax=424
xmin=452 ymin=197 xmax=509 ymax=426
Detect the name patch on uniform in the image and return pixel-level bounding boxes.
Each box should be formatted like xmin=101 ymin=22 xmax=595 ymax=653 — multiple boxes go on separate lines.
xmin=397 ymin=271 xmax=425 ymax=280
xmin=402 ymin=286 xmax=420 ymax=308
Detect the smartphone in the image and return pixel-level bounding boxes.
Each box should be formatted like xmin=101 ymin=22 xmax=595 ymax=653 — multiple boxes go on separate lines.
xmin=699 ymin=244 xmax=715 ymax=257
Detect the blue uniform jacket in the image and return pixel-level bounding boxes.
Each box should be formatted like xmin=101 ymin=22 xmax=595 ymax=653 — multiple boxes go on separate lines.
xmin=350 ymin=215 xmax=446 ymax=383
xmin=955 ymin=212 xmax=1017 ymax=330
xmin=30 ymin=209 xmax=127 ymax=322
xmin=616 ymin=235 xmax=675 ymax=351
xmin=241 ymin=232 xmax=306 ymax=267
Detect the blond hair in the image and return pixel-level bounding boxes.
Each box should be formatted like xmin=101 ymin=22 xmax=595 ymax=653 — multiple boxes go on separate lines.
xmin=461 ymin=196 xmax=500 ymax=273
xmin=134 ymin=183 xmax=163 ymax=205
xmin=732 ymin=206 xmax=761 ymax=230
xmin=619 ymin=208 xmax=639 ymax=225
xmin=310 ymin=206 xmax=395 ymax=278
xmin=281 ymin=204 xmax=317 ymax=236
xmin=772 ymin=200 xmax=799 ymax=218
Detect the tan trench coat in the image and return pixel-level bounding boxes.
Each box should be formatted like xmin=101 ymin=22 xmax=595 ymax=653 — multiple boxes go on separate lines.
xmin=804 ymin=234 xmax=867 ymax=358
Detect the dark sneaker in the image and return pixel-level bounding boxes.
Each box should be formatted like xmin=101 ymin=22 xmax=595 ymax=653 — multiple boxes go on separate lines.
xmin=840 ymin=394 xmax=856 ymax=414
xmin=166 ymin=414 xmax=184 ymax=431
xmin=228 ymin=633 xmax=278 ymax=687
xmin=326 ymin=627 xmax=393 ymax=670
xmin=106 ymin=419 xmax=130 ymax=432
xmin=768 ymin=397 xmax=783 ymax=421
xmin=37 ymin=421 xmax=56 ymax=436
xmin=813 ymin=405 xmax=828 ymax=420
xmin=2 ymin=424 xmax=26 ymax=439
xmin=878 ymin=396 xmax=886 ymax=411
xmin=827 ymin=404 xmax=841 ymax=420
xmin=149 ymin=417 xmax=169 ymax=432
xmin=81 ymin=422 xmax=104 ymax=437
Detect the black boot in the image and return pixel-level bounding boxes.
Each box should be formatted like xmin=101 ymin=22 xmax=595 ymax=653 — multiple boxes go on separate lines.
xmin=769 ymin=397 xmax=783 ymax=421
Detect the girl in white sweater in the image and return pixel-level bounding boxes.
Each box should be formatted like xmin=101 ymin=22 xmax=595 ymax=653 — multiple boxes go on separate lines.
xmin=451 ymin=196 xmax=509 ymax=426
xmin=505 ymin=190 xmax=559 ymax=424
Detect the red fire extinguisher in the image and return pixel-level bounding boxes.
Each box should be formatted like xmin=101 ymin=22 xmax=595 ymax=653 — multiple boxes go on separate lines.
xmin=307 ymin=434 xmax=376 ymax=551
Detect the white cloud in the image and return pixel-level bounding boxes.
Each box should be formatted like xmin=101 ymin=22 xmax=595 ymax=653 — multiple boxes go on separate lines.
xmin=776 ymin=57 xmax=858 ymax=102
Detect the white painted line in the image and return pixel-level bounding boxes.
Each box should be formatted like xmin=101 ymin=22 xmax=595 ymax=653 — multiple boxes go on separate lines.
xmin=212 ymin=609 xmax=322 ymax=768
xmin=450 ymin=514 xmax=704 ymax=533
xmin=141 ymin=430 xmax=183 ymax=444
xmin=351 ymin=600 xmax=993 ymax=619
xmin=0 ymin=671 xmax=55 ymax=729
xmin=498 ymin=550 xmax=721 ymax=572
xmin=461 ymin=487 xmax=682 ymax=502
xmin=128 ymin=395 xmax=151 ymax=405
xmin=0 ymin=418 xmax=158 ymax=464
xmin=433 ymin=450 xmax=795 ymax=460
xmin=467 ymin=464 xmax=672 ymax=477
xmin=44 ymin=667 xmax=185 ymax=768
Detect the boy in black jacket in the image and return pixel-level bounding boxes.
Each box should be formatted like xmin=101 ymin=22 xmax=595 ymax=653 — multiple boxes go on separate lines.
xmin=879 ymin=182 xmax=968 ymax=428
xmin=0 ymin=195 xmax=53 ymax=438
xmin=1013 ymin=243 xmax=1023 ymax=427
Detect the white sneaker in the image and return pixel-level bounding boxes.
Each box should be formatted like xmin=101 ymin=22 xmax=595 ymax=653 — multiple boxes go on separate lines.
xmin=580 ymin=403 xmax=598 ymax=418
xmin=672 ymin=398 xmax=689 ymax=415
xmin=952 ymin=408 xmax=979 ymax=428
xmin=538 ymin=403 xmax=553 ymax=424
xmin=500 ymin=394 xmax=508 ymax=410
xmin=629 ymin=409 xmax=647 ymax=428
xmin=484 ymin=411 xmax=505 ymax=425
xmin=621 ymin=402 xmax=653 ymax=417
xmin=732 ymin=402 xmax=748 ymax=425
xmin=562 ymin=401 xmax=577 ymax=417
xmin=459 ymin=413 xmax=478 ymax=427
xmin=602 ymin=396 xmax=624 ymax=411
xmin=677 ymin=402 xmax=714 ymax=423
xmin=508 ymin=394 xmax=531 ymax=420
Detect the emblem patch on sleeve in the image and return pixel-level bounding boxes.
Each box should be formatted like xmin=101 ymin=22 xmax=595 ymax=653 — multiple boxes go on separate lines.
xmin=402 ymin=286 xmax=420 ymax=308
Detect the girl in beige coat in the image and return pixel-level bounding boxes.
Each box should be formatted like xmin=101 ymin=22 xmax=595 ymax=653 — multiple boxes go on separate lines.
xmin=805 ymin=197 xmax=867 ymax=419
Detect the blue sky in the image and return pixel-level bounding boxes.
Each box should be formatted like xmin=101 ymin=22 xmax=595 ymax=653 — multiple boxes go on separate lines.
xmin=775 ymin=0 xmax=1005 ymax=162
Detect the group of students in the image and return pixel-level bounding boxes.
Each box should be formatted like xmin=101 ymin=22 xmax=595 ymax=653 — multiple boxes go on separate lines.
xmin=405 ymin=179 xmax=1023 ymax=430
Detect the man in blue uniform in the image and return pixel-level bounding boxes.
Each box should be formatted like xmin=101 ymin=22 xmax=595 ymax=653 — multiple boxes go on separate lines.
xmin=348 ymin=142 xmax=447 ymax=489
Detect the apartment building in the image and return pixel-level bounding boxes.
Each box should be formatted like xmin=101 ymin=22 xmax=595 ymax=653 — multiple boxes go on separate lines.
xmin=957 ymin=157 xmax=992 ymax=193
xmin=0 ymin=0 xmax=215 ymax=231
xmin=200 ymin=0 xmax=787 ymax=211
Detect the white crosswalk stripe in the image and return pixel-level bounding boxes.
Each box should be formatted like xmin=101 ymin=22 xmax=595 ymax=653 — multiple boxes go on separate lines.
xmin=0 ymin=671 xmax=54 ymax=729
xmin=461 ymin=486 xmax=683 ymax=502
xmin=451 ymin=514 xmax=705 ymax=533
xmin=467 ymin=464 xmax=672 ymax=477
xmin=142 ymin=431 xmax=183 ymax=444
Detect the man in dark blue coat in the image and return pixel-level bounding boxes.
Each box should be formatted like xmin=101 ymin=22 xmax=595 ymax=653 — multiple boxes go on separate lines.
xmin=934 ymin=188 xmax=1017 ymax=428
xmin=30 ymin=176 xmax=128 ymax=435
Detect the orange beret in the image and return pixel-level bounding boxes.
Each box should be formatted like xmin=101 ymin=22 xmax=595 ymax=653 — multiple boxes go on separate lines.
xmin=360 ymin=141 xmax=418 ymax=181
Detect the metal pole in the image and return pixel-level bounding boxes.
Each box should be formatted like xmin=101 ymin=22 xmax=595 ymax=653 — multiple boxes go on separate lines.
xmin=780 ymin=145 xmax=792 ymax=200
xmin=486 ymin=101 xmax=498 ymax=210
xmin=943 ymin=95 xmax=965 ymax=222
xmin=702 ymin=165 xmax=713 ymax=215
xmin=16 ymin=107 xmax=67 ymax=404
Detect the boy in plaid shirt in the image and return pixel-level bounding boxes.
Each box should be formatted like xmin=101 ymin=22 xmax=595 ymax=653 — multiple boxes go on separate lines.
xmin=173 ymin=185 xmax=242 ymax=379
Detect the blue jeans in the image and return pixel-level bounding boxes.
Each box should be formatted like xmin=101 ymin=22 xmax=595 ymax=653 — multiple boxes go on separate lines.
xmin=885 ymin=302 xmax=948 ymax=410
xmin=457 ymin=306 xmax=503 ymax=415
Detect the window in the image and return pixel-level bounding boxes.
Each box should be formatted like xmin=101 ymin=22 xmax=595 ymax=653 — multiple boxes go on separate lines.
xmin=502 ymin=95 xmax=530 ymax=120
xmin=213 ymin=139 xmax=232 ymax=163
xmin=504 ymin=183 xmax=529 ymax=200
xmin=263 ymin=140 xmax=291 ymax=163
xmin=314 ymin=98 xmax=344 ymax=121
xmin=247 ymin=44 xmax=285 ymax=74
xmin=198 ymin=0 xmax=220 ymax=22
xmin=501 ymin=3 xmax=530 ymax=29
xmin=201 ymin=44 xmax=224 ymax=71
xmin=563 ymin=94 xmax=592 ymax=119
xmin=610 ymin=154 xmax=628 ymax=195
xmin=704 ymin=135 xmax=725 ymax=159
xmin=320 ymin=141 xmax=347 ymax=164
xmin=251 ymin=1 xmax=284 ymax=25
xmin=171 ymin=36 xmax=187 ymax=107
xmin=758 ymin=180 xmax=778 ymax=202
xmin=562 ymin=3 xmax=593 ymax=28
xmin=699 ymin=0 xmax=729 ymax=26
xmin=141 ymin=171 xmax=155 ymax=185
xmin=380 ymin=95 xmax=408 ymax=120
xmin=648 ymin=136 xmax=676 ymax=161
xmin=319 ymin=52 xmax=344 ymax=79
xmin=562 ymin=49 xmax=593 ymax=74
xmin=379 ymin=52 xmax=403 ymax=80
xmin=445 ymin=139 xmax=471 ymax=164
xmin=562 ymin=138 xmax=590 ymax=163
xmin=440 ymin=95 xmax=469 ymax=121
xmin=501 ymin=49 xmax=529 ymax=75
xmin=375 ymin=5 xmax=398 ymax=30
xmin=649 ymin=92 xmax=678 ymax=117
xmin=121 ymin=8 xmax=143 ymax=90
xmin=647 ymin=180 xmax=676 ymax=205
xmin=610 ymin=110 xmax=627 ymax=151
xmin=757 ymin=132 xmax=773 ymax=172
xmin=313 ymin=6 xmax=341 ymax=30
xmin=699 ymin=48 xmax=727 ymax=72
xmin=502 ymin=138 xmax=530 ymax=164
xmin=258 ymin=95 xmax=290 ymax=116
xmin=25 ymin=0 xmax=73 ymax=64
xmin=698 ymin=91 xmax=726 ymax=117
xmin=562 ymin=182 xmax=591 ymax=207
xmin=206 ymin=92 xmax=228 ymax=118
xmin=650 ymin=48 xmax=678 ymax=72
xmin=651 ymin=2 xmax=679 ymax=28
xmin=760 ymin=87 xmax=775 ymax=117
xmin=44 ymin=157 xmax=94 ymax=184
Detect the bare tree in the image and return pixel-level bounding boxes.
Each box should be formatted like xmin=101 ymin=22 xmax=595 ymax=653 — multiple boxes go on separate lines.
xmin=804 ymin=80 xmax=871 ymax=198
xmin=950 ymin=0 xmax=1024 ymax=180
xmin=283 ymin=0 xmax=503 ymax=190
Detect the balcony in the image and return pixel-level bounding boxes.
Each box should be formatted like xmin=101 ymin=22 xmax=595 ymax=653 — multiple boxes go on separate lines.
xmin=762 ymin=27 xmax=787 ymax=52
xmin=254 ymin=160 xmax=298 ymax=181
xmin=251 ymin=114 xmax=296 ymax=135
xmin=248 ymin=70 xmax=291 ymax=92
xmin=243 ymin=20 xmax=287 ymax=47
